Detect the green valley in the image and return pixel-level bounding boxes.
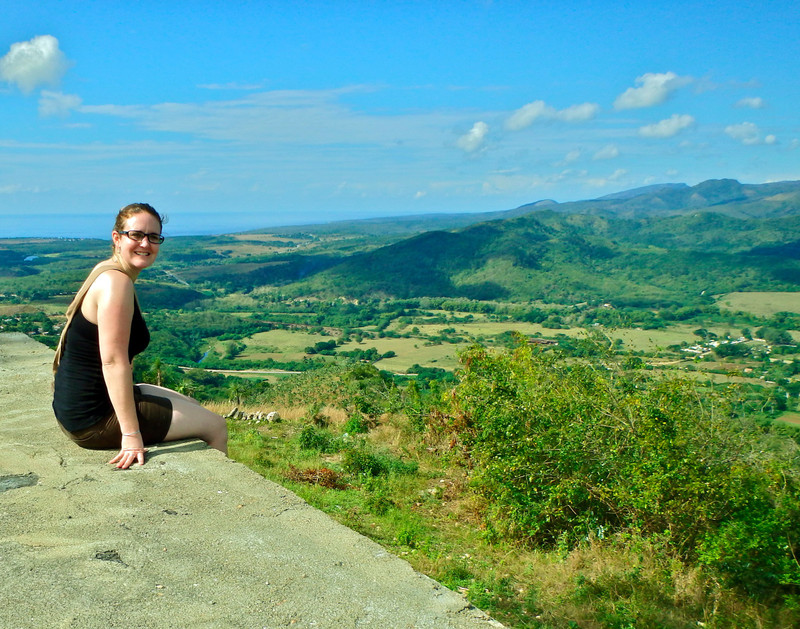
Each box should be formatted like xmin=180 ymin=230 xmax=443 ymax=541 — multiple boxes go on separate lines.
xmin=3 ymin=178 xmax=800 ymax=627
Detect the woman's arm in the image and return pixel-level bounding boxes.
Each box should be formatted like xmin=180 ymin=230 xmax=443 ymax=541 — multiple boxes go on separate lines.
xmin=88 ymin=270 xmax=145 ymax=468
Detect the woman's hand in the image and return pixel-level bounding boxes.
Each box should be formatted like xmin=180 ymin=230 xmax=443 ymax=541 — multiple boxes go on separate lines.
xmin=109 ymin=433 xmax=147 ymax=469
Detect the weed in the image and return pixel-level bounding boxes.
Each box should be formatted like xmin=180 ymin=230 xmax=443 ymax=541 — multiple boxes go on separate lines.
xmin=362 ymin=476 xmax=394 ymax=515
xmin=298 ymin=425 xmax=341 ymax=453
xmin=342 ymin=411 xmax=370 ymax=434
xmin=342 ymin=442 xmax=418 ymax=477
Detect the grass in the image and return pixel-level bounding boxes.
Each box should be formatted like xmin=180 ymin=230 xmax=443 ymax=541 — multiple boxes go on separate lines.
xmin=237 ymin=329 xmax=333 ymax=360
xmin=777 ymin=411 xmax=800 ymax=427
xmin=717 ymin=291 xmax=800 ymax=316
xmin=220 ymin=399 xmax=796 ymax=628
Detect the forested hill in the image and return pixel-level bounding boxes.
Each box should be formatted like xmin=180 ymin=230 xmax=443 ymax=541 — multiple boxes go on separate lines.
xmin=296 ymin=179 xmax=800 ymax=305
xmin=513 ymin=178 xmax=800 ymax=220
xmin=5 ymin=178 xmax=799 ymax=308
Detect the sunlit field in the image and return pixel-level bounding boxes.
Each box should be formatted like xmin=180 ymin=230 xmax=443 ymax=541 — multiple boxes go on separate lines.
xmin=717 ymin=291 xmax=800 ymax=316
xmin=234 ymin=329 xmax=331 ymax=361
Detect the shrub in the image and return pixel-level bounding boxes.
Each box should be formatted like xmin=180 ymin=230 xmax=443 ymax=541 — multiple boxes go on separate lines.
xmin=444 ymin=343 xmax=800 ymax=596
xmin=342 ymin=442 xmax=418 ymax=477
xmin=343 ymin=411 xmax=370 ymax=434
xmin=298 ymin=425 xmax=341 ymax=453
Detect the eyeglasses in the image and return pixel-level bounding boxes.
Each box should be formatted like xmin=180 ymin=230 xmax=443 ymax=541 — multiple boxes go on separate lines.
xmin=117 ymin=230 xmax=165 ymax=244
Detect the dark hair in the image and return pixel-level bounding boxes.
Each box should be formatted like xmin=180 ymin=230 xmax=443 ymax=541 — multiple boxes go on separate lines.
xmin=113 ymin=202 xmax=166 ymax=232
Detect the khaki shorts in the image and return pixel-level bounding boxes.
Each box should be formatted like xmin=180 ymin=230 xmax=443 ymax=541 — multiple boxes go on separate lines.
xmin=60 ymin=385 xmax=173 ymax=450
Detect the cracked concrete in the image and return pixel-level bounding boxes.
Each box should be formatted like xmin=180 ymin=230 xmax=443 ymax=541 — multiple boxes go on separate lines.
xmin=0 ymin=333 xmax=503 ymax=628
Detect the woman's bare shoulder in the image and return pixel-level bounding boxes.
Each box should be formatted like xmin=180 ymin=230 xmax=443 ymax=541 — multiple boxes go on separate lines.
xmin=91 ymin=267 xmax=134 ymax=293
xmin=83 ymin=267 xmax=135 ymax=319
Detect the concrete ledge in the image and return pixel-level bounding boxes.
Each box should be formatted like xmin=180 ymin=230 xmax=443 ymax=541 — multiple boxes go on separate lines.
xmin=0 ymin=333 xmax=502 ymax=628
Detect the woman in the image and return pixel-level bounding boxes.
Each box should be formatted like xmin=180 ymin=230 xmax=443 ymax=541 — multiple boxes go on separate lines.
xmin=53 ymin=203 xmax=227 ymax=469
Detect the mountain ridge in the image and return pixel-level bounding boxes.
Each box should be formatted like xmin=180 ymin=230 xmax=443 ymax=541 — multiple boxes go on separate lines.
xmin=289 ymin=179 xmax=800 ymax=305
xmin=255 ymin=179 xmax=800 ymax=237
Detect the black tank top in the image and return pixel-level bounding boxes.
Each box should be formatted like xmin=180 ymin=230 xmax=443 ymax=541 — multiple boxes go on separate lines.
xmin=52 ymin=299 xmax=150 ymax=431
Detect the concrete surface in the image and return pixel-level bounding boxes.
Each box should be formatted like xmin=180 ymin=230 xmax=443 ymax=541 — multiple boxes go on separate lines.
xmin=0 ymin=333 xmax=503 ymax=628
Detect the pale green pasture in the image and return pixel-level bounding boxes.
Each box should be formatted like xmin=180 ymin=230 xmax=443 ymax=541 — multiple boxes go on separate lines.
xmin=218 ymin=313 xmax=751 ymax=372
xmin=409 ymin=320 xmax=720 ymax=353
xmin=1 ymin=298 xmax=71 ymax=316
xmin=777 ymin=411 xmax=800 ymax=427
xmin=602 ymin=320 xmax=762 ymax=352
xmin=237 ymin=329 xmax=335 ymax=361
xmin=717 ymin=292 xmax=800 ymax=316
xmin=410 ymin=320 xmax=577 ymax=338
xmin=212 ymin=293 xmax=262 ymax=310
xmin=605 ymin=324 xmax=716 ymax=351
xmin=339 ymin=337 xmax=465 ymax=372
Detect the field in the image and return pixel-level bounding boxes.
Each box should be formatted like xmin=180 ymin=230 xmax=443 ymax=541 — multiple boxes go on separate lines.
xmin=717 ymin=291 xmax=800 ymax=316
xmin=218 ymin=316 xmax=758 ymax=375
xmin=233 ymin=329 xmax=331 ymax=361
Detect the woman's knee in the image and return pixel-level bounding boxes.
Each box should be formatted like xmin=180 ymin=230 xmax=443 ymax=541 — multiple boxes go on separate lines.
xmin=136 ymin=383 xmax=201 ymax=405
xmin=167 ymin=396 xmax=227 ymax=451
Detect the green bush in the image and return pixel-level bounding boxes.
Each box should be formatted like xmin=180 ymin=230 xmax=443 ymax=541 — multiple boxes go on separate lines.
xmin=298 ymin=425 xmax=341 ymax=453
xmin=444 ymin=343 xmax=800 ymax=597
xmin=342 ymin=442 xmax=418 ymax=477
xmin=342 ymin=411 xmax=370 ymax=434
xmin=343 ymin=444 xmax=386 ymax=476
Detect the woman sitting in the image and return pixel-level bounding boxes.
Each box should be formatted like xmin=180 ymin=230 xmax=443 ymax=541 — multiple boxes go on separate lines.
xmin=53 ymin=203 xmax=227 ymax=469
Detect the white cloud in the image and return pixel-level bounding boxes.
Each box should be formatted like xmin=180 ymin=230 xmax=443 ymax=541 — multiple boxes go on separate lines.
xmin=614 ymin=72 xmax=691 ymax=110
xmin=593 ymin=144 xmax=619 ymax=160
xmin=0 ymin=183 xmax=40 ymax=194
xmin=0 ymin=35 xmax=71 ymax=94
xmin=735 ymin=96 xmax=766 ymax=109
xmin=198 ymin=81 xmax=268 ymax=91
xmin=586 ymin=169 xmax=628 ymax=188
xmin=725 ymin=121 xmax=776 ymax=145
xmin=81 ymin=88 xmax=465 ymax=148
xmin=506 ymin=100 xmax=599 ymax=130
xmin=638 ymin=114 xmax=695 ymax=138
xmin=506 ymin=100 xmax=555 ymax=130
xmin=479 ymin=170 xmax=583 ymax=195
xmin=554 ymin=149 xmax=582 ymax=168
xmin=457 ymin=121 xmax=489 ymax=153
xmin=38 ymin=90 xmax=82 ymax=117
xmin=556 ymin=102 xmax=600 ymax=122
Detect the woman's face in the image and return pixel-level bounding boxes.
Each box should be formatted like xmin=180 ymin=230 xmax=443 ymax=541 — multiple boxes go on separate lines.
xmin=111 ymin=212 xmax=162 ymax=273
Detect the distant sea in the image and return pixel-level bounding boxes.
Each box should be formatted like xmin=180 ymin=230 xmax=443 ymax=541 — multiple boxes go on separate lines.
xmin=0 ymin=211 xmax=291 ymax=239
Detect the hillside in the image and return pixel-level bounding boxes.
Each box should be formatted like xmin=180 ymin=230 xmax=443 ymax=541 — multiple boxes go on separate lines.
xmin=194 ymin=178 xmax=800 ymax=305
xmin=3 ymin=178 xmax=799 ymax=308
xmin=292 ymin=184 xmax=800 ymax=305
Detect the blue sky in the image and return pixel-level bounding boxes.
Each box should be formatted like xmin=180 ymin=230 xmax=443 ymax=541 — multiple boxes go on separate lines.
xmin=1 ymin=1 xmax=799 ymax=237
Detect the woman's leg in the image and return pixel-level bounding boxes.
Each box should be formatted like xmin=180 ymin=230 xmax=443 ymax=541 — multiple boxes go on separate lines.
xmin=136 ymin=383 xmax=228 ymax=454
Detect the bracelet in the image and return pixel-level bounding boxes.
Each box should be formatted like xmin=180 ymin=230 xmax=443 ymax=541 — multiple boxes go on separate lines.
xmin=122 ymin=430 xmax=141 ymax=437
